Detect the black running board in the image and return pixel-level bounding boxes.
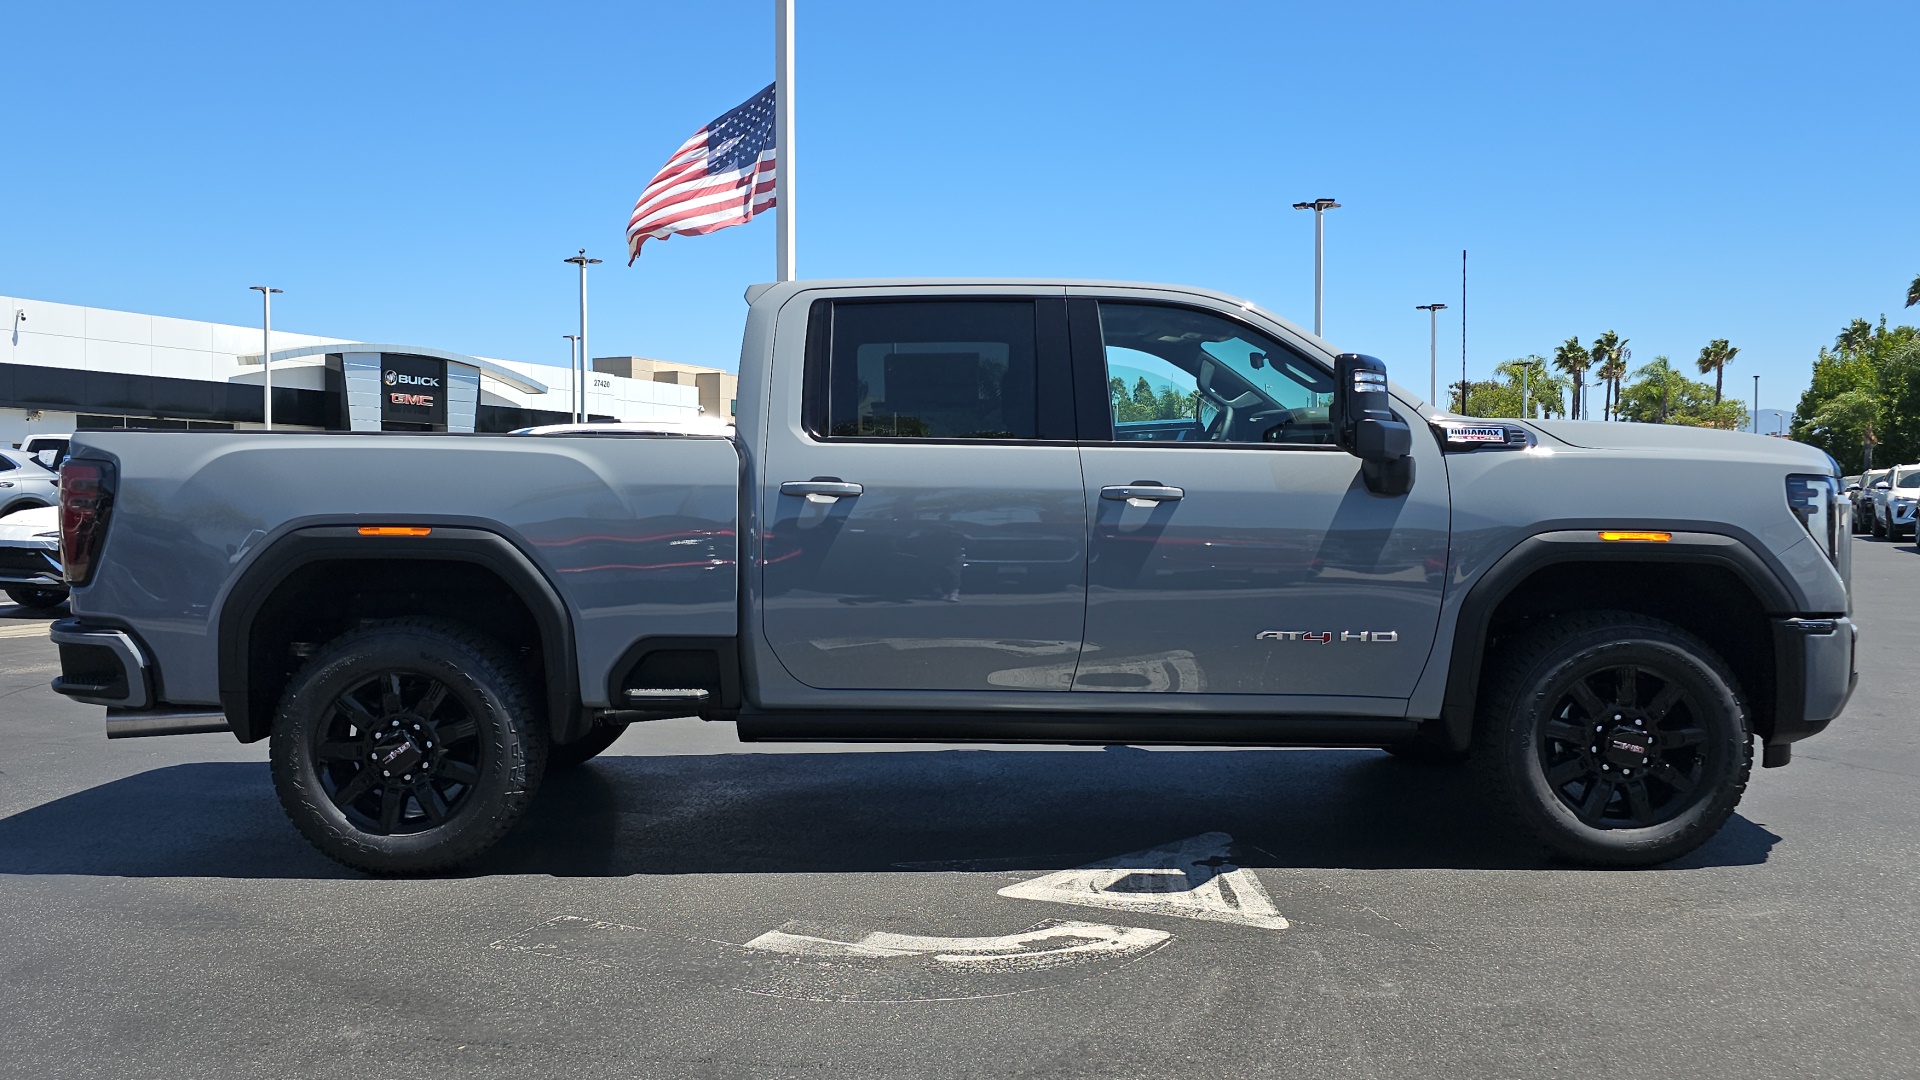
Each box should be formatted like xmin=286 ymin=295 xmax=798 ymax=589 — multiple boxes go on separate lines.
xmin=734 ymin=713 xmax=1418 ymax=747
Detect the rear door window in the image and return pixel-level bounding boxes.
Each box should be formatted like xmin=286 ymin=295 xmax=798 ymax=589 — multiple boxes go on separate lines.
xmin=823 ymin=301 xmax=1041 ymax=441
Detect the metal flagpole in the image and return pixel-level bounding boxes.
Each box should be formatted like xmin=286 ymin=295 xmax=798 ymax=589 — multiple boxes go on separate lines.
xmin=1460 ymin=250 xmax=1468 ymax=415
xmin=249 ymin=286 xmax=282 ymax=430
xmin=775 ymin=0 xmax=796 ymax=282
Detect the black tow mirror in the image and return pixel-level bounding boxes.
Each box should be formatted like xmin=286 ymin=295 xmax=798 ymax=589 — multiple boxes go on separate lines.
xmin=1332 ymin=353 xmax=1415 ymax=496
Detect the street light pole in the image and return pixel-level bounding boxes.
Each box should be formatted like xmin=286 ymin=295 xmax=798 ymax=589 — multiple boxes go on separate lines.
xmin=563 ymin=334 xmax=581 ymax=422
xmin=248 ymin=286 xmax=283 ymax=430
xmin=563 ymin=250 xmax=602 ymax=423
xmin=1415 ymin=303 xmax=1447 ymax=407
xmin=1290 ymin=198 xmax=1340 ymax=337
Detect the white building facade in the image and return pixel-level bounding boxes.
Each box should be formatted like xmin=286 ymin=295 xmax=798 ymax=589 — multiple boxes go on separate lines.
xmin=1 ymin=293 xmax=712 ymax=446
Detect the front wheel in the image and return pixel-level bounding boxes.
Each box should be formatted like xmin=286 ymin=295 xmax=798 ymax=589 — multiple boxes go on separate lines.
xmin=1474 ymin=612 xmax=1751 ymax=867
xmin=5 ymin=586 xmax=68 ymax=610
xmin=269 ymin=620 xmax=548 ymax=874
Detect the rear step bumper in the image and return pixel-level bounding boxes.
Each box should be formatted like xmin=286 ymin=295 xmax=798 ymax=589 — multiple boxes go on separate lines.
xmin=49 ymin=619 xmax=151 ymax=708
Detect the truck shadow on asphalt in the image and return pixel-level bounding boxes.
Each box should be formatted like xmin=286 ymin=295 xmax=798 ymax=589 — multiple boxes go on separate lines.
xmin=0 ymin=746 xmax=1780 ymax=878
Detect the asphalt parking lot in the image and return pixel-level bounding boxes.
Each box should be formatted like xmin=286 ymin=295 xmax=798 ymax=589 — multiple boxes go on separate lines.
xmin=1 ymin=540 xmax=1916 ymax=1080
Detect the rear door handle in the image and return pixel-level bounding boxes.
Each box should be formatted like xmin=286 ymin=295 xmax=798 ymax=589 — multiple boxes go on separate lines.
xmin=780 ymin=479 xmax=864 ymax=499
xmin=1100 ymin=482 xmax=1184 ymax=502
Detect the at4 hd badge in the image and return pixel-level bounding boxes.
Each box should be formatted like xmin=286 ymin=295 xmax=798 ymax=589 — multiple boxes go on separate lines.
xmin=1257 ymin=630 xmax=1399 ymax=643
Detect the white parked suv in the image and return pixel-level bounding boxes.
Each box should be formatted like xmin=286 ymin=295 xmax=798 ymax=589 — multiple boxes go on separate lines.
xmin=1869 ymin=464 xmax=1920 ymax=538
xmin=0 ymin=448 xmax=59 ymax=517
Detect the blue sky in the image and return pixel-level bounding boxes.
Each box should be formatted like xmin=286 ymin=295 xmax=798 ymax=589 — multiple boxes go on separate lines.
xmin=3 ymin=1 xmax=1915 ymax=419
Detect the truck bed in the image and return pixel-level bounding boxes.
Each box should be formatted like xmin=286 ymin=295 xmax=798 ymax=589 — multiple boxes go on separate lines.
xmin=72 ymin=431 xmax=741 ymax=708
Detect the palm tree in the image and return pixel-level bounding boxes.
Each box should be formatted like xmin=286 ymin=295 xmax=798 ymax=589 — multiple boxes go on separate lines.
xmin=1907 ymin=273 xmax=1919 ymax=308
xmin=1695 ymin=338 xmax=1739 ymax=403
xmin=1837 ymin=318 xmax=1875 ymax=355
xmin=1591 ymin=330 xmax=1629 ymax=421
xmin=1553 ymin=337 xmax=1592 ymax=419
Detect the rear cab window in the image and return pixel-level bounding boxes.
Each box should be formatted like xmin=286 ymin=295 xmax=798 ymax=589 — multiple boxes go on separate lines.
xmin=805 ymin=298 xmax=1073 ymax=442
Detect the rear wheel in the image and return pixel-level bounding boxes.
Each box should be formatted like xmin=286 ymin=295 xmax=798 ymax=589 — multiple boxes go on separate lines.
xmin=5 ymin=586 xmax=68 ymax=610
xmin=548 ymin=722 xmax=631 ymax=769
xmin=1474 ymin=612 xmax=1751 ymax=867
xmin=269 ymin=620 xmax=547 ymax=874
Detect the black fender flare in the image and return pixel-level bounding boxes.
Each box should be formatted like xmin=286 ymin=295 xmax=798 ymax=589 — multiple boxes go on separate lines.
xmin=1436 ymin=528 xmax=1798 ymax=748
xmin=216 ymin=525 xmax=580 ymax=743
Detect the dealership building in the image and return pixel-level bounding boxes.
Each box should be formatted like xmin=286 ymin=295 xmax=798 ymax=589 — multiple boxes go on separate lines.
xmin=0 ymin=292 xmax=737 ymax=447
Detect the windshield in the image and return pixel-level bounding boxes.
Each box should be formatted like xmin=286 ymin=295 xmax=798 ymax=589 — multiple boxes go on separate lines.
xmin=1898 ymin=472 xmax=1920 ymax=489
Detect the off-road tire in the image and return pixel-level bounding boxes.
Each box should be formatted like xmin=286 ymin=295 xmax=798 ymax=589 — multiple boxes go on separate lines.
xmin=547 ymin=722 xmax=630 ymax=769
xmin=5 ymin=586 xmax=68 ymax=610
xmin=1473 ymin=611 xmax=1751 ymax=867
xmin=269 ymin=619 xmax=548 ymax=875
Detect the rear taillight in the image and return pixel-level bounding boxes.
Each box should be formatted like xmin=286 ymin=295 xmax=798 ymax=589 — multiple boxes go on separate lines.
xmin=59 ymin=459 xmax=115 ymax=587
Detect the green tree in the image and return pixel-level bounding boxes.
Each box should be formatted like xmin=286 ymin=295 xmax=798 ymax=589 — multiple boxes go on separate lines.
xmin=1459 ymin=357 xmax=1569 ymax=419
xmin=1110 ymin=375 xmax=1197 ymax=424
xmin=1590 ymin=330 xmax=1629 ymax=421
xmin=1907 ymin=273 xmax=1919 ymax=309
xmin=1553 ymin=337 xmax=1592 ymax=419
xmin=1694 ymin=338 xmax=1739 ymax=403
xmin=1616 ymin=356 xmax=1749 ymax=430
xmin=1790 ymin=315 xmax=1920 ymax=473
xmin=1806 ymin=389 xmax=1882 ymax=471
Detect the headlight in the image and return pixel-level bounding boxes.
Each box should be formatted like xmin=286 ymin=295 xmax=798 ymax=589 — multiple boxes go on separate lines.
xmin=1786 ymin=474 xmax=1845 ymax=568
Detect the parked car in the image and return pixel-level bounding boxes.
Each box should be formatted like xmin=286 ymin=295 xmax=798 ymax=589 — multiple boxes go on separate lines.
xmin=1869 ymin=465 xmax=1920 ymax=538
xmin=18 ymin=433 xmax=71 ymax=467
xmin=50 ymin=277 xmax=1856 ymax=875
xmin=0 ymin=448 xmax=59 ymax=517
xmin=0 ymin=504 xmax=66 ymax=609
xmin=1854 ymin=468 xmax=1889 ymax=533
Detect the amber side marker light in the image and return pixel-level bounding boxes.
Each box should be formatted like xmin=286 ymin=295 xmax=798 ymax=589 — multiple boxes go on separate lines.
xmin=358 ymin=526 xmax=433 ymax=537
xmin=1598 ymin=530 xmax=1671 ymax=542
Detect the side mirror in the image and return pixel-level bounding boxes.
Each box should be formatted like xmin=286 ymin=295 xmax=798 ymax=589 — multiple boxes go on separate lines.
xmin=32 ymin=449 xmax=56 ymax=469
xmin=1875 ymin=481 xmax=1891 ymax=491
xmin=1332 ymin=353 xmax=1414 ymax=497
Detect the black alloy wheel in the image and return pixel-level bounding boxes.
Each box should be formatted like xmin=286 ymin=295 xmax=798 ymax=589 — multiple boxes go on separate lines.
xmin=1534 ymin=663 xmax=1709 ymax=830
xmin=313 ymin=671 xmax=483 ymax=835
xmin=1475 ymin=611 xmax=1751 ymax=867
xmin=270 ymin=620 xmax=547 ymax=874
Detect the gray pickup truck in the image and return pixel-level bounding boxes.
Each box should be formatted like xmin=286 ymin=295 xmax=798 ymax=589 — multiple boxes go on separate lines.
xmin=48 ymin=278 xmax=1856 ymax=873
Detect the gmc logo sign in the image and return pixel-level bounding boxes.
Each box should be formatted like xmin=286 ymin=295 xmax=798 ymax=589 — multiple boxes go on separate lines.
xmin=390 ymin=392 xmax=435 ymax=407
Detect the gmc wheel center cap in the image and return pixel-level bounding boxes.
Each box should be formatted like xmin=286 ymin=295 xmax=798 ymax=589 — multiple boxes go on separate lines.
xmin=1601 ymin=725 xmax=1655 ymax=767
xmin=374 ymin=731 xmax=425 ymax=774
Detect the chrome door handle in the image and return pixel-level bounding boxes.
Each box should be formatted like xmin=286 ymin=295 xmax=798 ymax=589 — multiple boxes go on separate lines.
xmin=780 ymin=479 xmax=864 ymax=499
xmin=1100 ymin=483 xmax=1184 ymax=502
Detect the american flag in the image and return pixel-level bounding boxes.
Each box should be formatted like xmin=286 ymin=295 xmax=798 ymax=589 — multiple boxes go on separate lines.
xmin=626 ymin=84 xmax=777 ymax=263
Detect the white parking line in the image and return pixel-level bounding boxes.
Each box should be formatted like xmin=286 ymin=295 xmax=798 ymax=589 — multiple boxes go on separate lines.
xmin=0 ymin=623 xmax=51 ymax=639
xmin=742 ymin=920 xmax=1170 ymax=969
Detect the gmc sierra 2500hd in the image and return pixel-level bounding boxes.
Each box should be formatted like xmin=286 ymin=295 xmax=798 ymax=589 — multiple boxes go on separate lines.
xmin=48 ymin=278 xmax=1856 ymax=873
